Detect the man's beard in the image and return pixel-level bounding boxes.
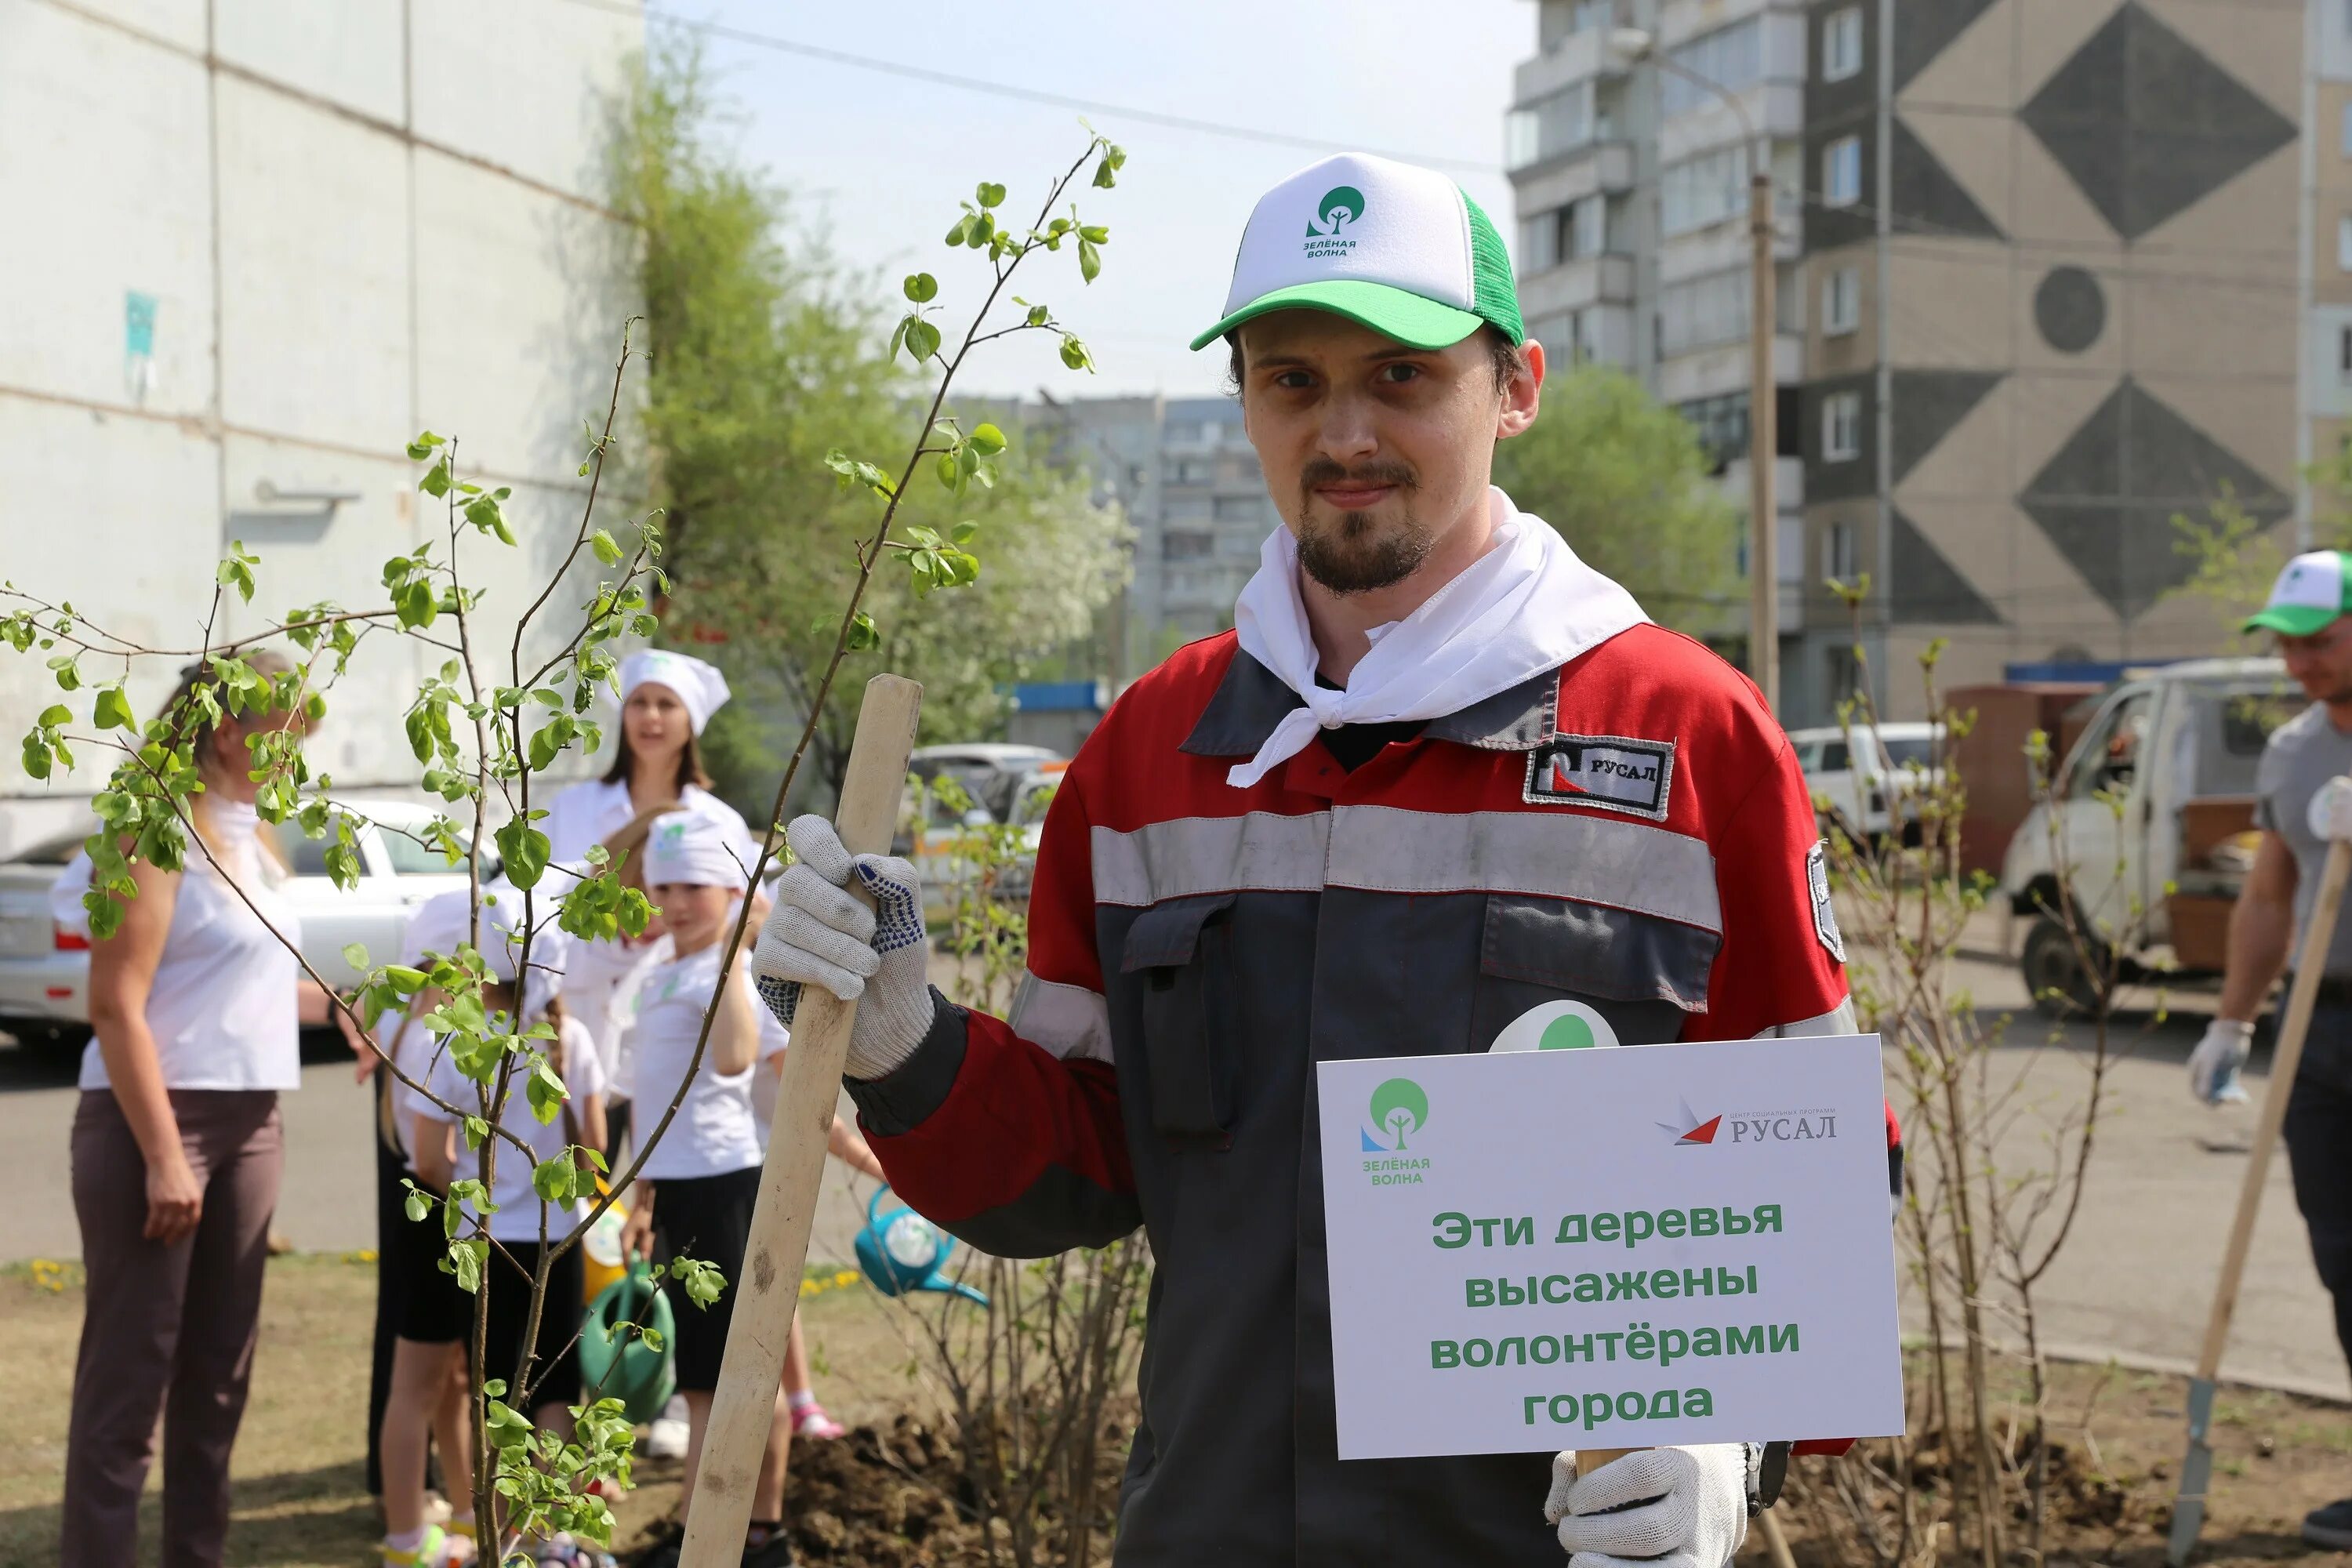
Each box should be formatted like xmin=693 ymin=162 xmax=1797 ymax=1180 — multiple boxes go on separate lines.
xmin=1294 ymin=459 xmax=1428 ymax=594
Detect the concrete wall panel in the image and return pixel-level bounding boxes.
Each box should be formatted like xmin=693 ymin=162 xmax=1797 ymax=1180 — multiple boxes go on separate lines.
xmin=406 ymin=0 xmax=637 ymax=204
xmin=214 ymin=74 xmax=410 ymax=456
xmin=1887 ymin=241 xmax=2013 ymax=368
xmin=215 ymin=0 xmax=405 ymax=125
xmin=67 ymin=0 xmax=204 ymax=52
xmin=412 ymin=149 xmax=633 ymax=484
xmin=0 ymin=0 xmax=212 ymax=414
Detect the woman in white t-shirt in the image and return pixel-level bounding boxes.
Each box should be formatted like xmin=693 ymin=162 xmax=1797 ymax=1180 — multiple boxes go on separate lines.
xmin=63 ymin=654 xmax=326 ymax=1568
xmin=543 ymin=650 xmax=753 ymax=1159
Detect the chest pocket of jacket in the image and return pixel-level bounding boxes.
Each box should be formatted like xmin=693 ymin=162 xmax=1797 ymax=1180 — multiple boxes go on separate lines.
xmin=1120 ymin=892 xmax=1240 ymax=1148
xmin=1472 ymin=893 xmax=1720 ymax=1049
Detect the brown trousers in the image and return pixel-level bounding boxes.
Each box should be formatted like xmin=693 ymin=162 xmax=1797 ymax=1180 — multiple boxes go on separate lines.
xmin=64 ymin=1088 xmax=284 ymax=1568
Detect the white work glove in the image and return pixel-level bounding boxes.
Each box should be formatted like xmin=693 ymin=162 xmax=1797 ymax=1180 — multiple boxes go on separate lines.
xmin=1545 ymin=1445 xmax=1749 ymax=1568
xmin=750 ymin=815 xmax=936 ymax=1080
xmin=2308 ymin=775 xmax=2352 ymax=843
xmin=2189 ymin=1018 xmax=2252 ymax=1106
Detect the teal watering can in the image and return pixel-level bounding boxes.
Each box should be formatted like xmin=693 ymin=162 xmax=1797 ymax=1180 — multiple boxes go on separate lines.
xmin=855 ymin=1187 xmax=987 ymax=1305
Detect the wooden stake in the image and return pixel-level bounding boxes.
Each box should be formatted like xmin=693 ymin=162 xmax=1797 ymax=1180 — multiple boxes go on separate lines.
xmin=678 ymin=674 xmax=922 ymax=1567
xmin=2165 ymin=833 xmax=2352 ymax=1565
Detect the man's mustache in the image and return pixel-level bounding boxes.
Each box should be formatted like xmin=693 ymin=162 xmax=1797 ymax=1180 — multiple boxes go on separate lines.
xmin=1299 ymin=458 xmax=1417 ymax=495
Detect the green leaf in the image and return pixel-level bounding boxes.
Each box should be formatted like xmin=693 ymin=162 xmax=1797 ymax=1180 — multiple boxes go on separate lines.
xmin=406 ymin=431 xmax=445 ymax=460
xmin=969 ymin=423 xmax=1007 ymax=457
xmin=419 ymin=457 xmax=452 ymax=499
xmin=902 ymin=271 xmax=938 ymax=303
xmin=1059 ymin=335 xmax=1094 ymax=372
xmin=532 ymin=1153 xmax=576 ymax=1203
xmin=323 ymin=840 xmax=364 ymax=891
xmin=1025 ymin=304 xmax=1050 ymax=327
xmin=844 ymin=611 xmax=880 ymax=652
xmin=904 ymin=318 xmax=942 ymax=363
xmin=445 ymin=1236 xmax=486 ymax=1294
xmin=944 ymin=215 xmax=974 ymax=246
xmin=403 ymin=1186 xmax=431 ymax=1224
xmin=37 ymin=703 xmax=69 ymax=728
xmin=496 ymin=819 xmax=552 ymax=890
xmin=47 ymin=655 xmax=80 ymax=692
xmin=1077 ymin=237 xmax=1102 ymax=284
xmin=590 ymin=528 xmax=622 ymax=566
xmin=950 ymin=521 xmax=980 ymax=544
xmin=1079 ymin=224 xmax=1109 ymax=244
xmin=935 ymin=452 xmax=958 ymax=490
xmin=92 ymin=687 xmax=136 ymax=731
xmin=976 ymin=180 xmax=1006 ymax=209
xmin=526 ymin=1055 xmax=568 ymax=1125
xmin=343 ymin=942 xmax=369 ymax=970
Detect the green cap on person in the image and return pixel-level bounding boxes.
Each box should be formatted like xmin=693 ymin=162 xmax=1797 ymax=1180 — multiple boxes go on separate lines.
xmin=2243 ymin=550 xmax=2352 ymax=637
xmin=1189 ymin=153 xmax=1525 ymax=353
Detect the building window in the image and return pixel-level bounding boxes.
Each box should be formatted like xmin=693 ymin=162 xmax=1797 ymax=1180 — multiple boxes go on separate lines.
xmin=1824 ymin=391 xmax=1863 ymax=460
xmin=1212 ymin=495 xmax=1262 ymax=521
xmin=1518 ymin=210 xmax=1563 ymax=274
xmin=1659 ymin=270 xmax=1752 ymax=357
xmin=1163 ymin=532 xmax=1214 ymax=561
xmin=1822 ymin=6 xmax=1864 ymax=82
xmin=2339 ymin=216 xmax=2352 ymax=272
xmin=1507 ymin=82 xmax=1596 ymax=170
xmin=1822 ymin=266 xmax=1860 ymax=336
xmin=1678 ymin=393 xmax=1751 ymax=468
xmin=1662 ymin=147 xmax=1751 ymax=236
xmin=1663 ymin=20 xmax=1762 ymax=118
xmin=1825 ymin=521 xmax=1857 ymax=583
xmin=1167 ymin=458 xmax=1212 ymax=485
xmin=1573 ymin=307 xmax=1601 ymax=365
xmin=2339 ymin=324 xmax=2352 ymax=383
xmin=1823 ymin=136 xmax=1863 ymax=208
xmin=1570 ymin=194 xmax=1606 ymax=259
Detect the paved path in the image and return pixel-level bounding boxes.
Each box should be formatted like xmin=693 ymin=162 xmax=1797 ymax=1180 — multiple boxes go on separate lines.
xmin=3 ymin=927 xmax=2343 ymax=1399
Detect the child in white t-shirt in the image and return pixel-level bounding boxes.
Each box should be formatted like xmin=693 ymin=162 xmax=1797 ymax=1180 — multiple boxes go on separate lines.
xmin=614 ymin=812 xmax=796 ymax=1565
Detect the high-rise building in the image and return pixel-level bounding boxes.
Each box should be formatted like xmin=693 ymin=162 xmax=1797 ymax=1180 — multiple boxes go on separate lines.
xmin=1791 ymin=0 xmax=2310 ymax=724
xmin=1512 ymin=0 xmax=2336 ymax=728
xmin=1039 ymin=394 xmax=1278 ymax=676
xmin=1506 ymin=0 xmax=1810 ymax=682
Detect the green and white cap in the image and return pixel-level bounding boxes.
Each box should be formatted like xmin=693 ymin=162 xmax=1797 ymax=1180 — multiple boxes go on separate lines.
xmin=2243 ymin=550 xmax=2352 ymax=637
xmin=1189 ymin=153 xmax=1525 ymax=353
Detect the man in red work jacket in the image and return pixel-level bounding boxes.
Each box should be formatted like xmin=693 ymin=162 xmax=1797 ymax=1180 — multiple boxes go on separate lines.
xmin=754 ymin=153 xmax=1871 ymax=1567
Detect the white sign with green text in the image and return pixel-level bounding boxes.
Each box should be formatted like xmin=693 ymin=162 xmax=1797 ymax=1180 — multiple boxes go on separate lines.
xmin=1316 ymin=1033 xmax=1903 ymax=1460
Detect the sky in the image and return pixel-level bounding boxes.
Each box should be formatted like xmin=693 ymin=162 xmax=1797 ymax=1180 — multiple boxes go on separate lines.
xmin=636 ymin=0 xmax=1530 ymax=401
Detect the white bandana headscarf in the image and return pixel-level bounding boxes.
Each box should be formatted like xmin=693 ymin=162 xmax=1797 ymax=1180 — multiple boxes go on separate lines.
xmin=1225 ymin=487 xmax=1649 ymax=789
xmin=642 ymin=810 xmax=749 ymax=891
xmin=620 ymin=650 xmax=731 ymax=736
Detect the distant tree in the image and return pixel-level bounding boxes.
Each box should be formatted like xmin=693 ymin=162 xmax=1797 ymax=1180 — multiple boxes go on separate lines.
xmin=608 ymin=40 xmax=1128 ymax=811
xmin=1490 ymin=365 xmax=1742 ymax=639
xmin=2169 ymin=444 xmax=2352 ymax=644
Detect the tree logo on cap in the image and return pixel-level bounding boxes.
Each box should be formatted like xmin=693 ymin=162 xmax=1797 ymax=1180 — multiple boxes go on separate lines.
xmin=1304 ymin=185 xmax=1366 ymax=260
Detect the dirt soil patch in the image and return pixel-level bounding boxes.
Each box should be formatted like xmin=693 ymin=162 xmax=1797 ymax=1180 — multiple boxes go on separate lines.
xmin=4 ymin=1260 xmax=2348 ymax=1566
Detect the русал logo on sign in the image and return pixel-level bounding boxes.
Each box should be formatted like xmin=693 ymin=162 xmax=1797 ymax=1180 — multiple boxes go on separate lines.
xmin=1657 ymin=1094 xmax=1724 ymax=1146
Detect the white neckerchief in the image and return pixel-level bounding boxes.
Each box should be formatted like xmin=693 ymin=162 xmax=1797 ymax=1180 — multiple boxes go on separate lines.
xmin=1226 ymin=487 xmax=1649 ymax=789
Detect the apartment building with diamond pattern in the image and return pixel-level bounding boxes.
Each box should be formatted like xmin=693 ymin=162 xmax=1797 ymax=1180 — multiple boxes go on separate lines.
xmin=1794 ymin=0 xmax=2314 ymax=723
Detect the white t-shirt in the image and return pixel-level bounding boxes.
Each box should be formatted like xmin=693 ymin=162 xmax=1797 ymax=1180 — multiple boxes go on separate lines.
xmin=423 ymin=1013 xmax=608 ymax=1243
xmin=80 ymin=803 xmax=303 ymax=1093
xmin=381 ymin=1014 xmax=452 ymax=1169
xmin=567 ymin=931 xmax=671 ymax=1097
xmin=542 ymin=777 xmax=756 ymax=871
xmin=622 ymin=943 xmax=788 ymax=1181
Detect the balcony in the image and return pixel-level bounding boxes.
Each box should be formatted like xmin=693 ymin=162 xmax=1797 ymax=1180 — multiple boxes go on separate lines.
xmin=1512 ymin=25 xmax=1626 ymax=108
xmin=1518 ymin=253 xmax=1638 ymax=319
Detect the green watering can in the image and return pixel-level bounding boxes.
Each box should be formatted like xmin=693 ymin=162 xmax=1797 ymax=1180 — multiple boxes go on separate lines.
xmin=579 ymin=1261 xmax=676 ymax=1425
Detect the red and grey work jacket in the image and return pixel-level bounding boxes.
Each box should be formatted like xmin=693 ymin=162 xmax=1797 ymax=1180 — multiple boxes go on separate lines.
xmin=847 ymin=623 xmax=1871 ymax=1567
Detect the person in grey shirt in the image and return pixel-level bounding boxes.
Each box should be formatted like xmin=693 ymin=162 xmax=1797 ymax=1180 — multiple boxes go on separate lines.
xmin=2190 ymin=548 xmax=2352 ymax=1549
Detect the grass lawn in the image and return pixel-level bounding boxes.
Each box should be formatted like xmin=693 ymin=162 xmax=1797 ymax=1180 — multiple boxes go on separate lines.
xmin=0 ymin=1251 xmax=927 ymax=1567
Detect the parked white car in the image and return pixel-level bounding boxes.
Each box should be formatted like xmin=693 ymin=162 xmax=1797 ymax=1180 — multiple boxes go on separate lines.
xmin=1788 ymin=722 xmax=1946 ymax=844
xmin=0 ymin=800 xmax=492 ymax=1066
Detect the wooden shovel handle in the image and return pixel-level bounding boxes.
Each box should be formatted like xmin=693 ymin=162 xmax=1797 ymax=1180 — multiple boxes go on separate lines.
xmin=678 ymin=674 xmax=922 ymax=1568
